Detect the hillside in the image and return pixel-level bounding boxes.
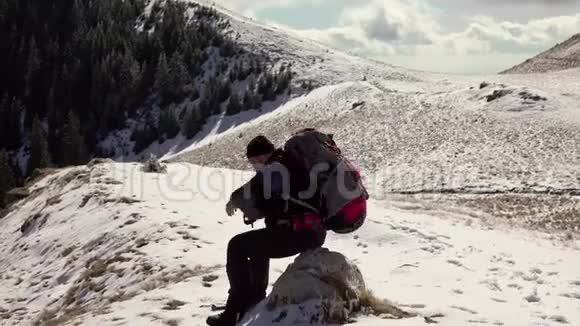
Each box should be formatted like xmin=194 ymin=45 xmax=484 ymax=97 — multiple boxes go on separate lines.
xmin=0 ymin=0 xmax=422 ymax=202
xmin=1 ymin=161 xmax=579 ymax=325
xmin=172 ymin=75 xmax=580 ymax=198
xmin=0 ymin=0 xmax=327 ymax=185
xmin=102 ymin=0 xmax=420 ymax=164
xmin=501 ymin=34 xmax=580 ymax=74
xmin=158 ymin=6 xmax=580 ymax=235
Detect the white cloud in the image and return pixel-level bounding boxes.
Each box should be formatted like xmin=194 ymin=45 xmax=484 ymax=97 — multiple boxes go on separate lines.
xmin=340 ymin=0 xmax=439 ymax=45
xmin=210 ymin=0 xmax=580 ymax=73
xmin=437 ymin=14 xmax=580 ymax=56
xmin=275 ymin=0 xmax=440 ymax=56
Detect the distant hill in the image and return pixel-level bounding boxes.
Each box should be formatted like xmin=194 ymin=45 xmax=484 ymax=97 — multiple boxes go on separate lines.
xmin=501 ymin=34 xmax=580 ymax=74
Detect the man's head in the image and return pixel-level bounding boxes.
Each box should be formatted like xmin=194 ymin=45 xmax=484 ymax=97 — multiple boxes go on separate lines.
xmin=246 ymin=135 xmax=275 ymax=170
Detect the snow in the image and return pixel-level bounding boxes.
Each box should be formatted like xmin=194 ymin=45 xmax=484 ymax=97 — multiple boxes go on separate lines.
xmin=156 ymin=4 xmax=580 ymax=203
xmin=156 ymin=7 xmax=580 ymax=197
xmin=97 ymin=0 xmax=423 ymax=163
xmin=3 ymin=3 xmax=580 ymax=325
xmin=1 ymin=162 xmax=579 ymax=325
xmin=172 ymin=74 xmax=580 ymax=198
xmin=209 ymin=0 xmax=420 ymax=86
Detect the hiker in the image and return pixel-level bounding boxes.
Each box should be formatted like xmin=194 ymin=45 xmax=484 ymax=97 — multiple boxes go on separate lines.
xmin=206 ymin=135 xmax=327 ymax=326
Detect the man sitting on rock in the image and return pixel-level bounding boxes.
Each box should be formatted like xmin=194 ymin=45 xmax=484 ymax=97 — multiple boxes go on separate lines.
xmin=207 ymin=135 xmax=327 ymax=326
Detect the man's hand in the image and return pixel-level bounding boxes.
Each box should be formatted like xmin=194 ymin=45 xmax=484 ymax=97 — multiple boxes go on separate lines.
xmin=225 ymin=200 xmax=237 ymax=217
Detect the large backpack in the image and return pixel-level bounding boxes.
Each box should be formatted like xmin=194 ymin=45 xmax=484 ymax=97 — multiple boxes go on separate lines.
xmin=283 ymin=129 xmax=368 ymax=233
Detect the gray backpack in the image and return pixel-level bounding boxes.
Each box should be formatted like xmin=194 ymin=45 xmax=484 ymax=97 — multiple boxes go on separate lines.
xmin=284 ymin=129 xmax=368 ymax=233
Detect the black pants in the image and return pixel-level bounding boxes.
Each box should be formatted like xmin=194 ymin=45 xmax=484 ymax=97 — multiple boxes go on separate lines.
xmin=225 ymin=226 xmax=327 ymax=313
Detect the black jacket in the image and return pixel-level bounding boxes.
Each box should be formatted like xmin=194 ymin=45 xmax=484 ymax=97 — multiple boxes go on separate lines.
xmin=229 ymin=149 xmax=314 ymax=228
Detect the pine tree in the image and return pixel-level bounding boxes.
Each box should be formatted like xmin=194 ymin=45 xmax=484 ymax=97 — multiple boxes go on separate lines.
xmin=0 ymin=150 xmax=16 ymax=208
xmin=181 ymin=105 xmax=204 ymax=139
xmin=168 ymin=52 xmax=190 ymax=97
xmin=62 ymin=111 xmax=88 ymax=166
xmin=237 ymin=62 xmax=247 ymax=81
xmin=276 ymin=66 xmax=292 ymax=95
xmin=25 ymin=38 xmax=41 ymax=99
xmin=247 ymin=75 xmax=257 ymax=92
xmin=190 ymin=87 xmax=200 ymax=101
xmin=220 ymin=38 xmax=237 ymax=57
xmin=198 ymin=97 xmax=210 ymax=118
xmin=6 ymin=98 xmax=23 ymax=150
xmin=243 ymin=89 xmax=254 ymax=111
xmin=28 ymin=116 xmax=51 ymax=175
xmin=154 ymin=52 xmax=171 ymax=99
xmin=253 ymin=92 xmax=263 ymax=110
xmin=226 ymin=92 xmax=241 ymax=116
xmin=159 ymin=107 xmax=180 ymax=141
xmin=0 ymin=95 xmax=9 ymax=149
xmin=258 ymin=74 xmax=275 ymax=101
xmin=218 ymin=80 xmax=231 ymax=103
xmin=119 ymin=52 xmax=141 ymax=106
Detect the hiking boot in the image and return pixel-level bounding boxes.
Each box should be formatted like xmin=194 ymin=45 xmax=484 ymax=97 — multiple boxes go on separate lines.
xmin=206 ymin=311 xmax=239 ymax=326
xmin=236 ymin=291 xmax=265 ymax=320
xmin=207 ymin=292 xmax=245 ymax=326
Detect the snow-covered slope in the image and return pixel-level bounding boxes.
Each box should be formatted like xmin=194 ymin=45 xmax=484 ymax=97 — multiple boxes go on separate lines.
xmin=97 ymin=0 xmax=420 ymax=164
xmin=1 ymin=162 xmax=579 ymax=325
xmin=195 ymin=0 xmax=420 ymax=86
xmin=502 ymin=34 xmax=580 ymax=74
xmin=171 ymin=73 xmax=580 ymax=197
xmin=151 ymin=5 xmax=580 ymax=198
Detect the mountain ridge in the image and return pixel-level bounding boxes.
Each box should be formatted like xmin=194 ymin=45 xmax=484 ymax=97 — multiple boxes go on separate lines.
xmin=501 ymin=33 xmax=580 ymax=74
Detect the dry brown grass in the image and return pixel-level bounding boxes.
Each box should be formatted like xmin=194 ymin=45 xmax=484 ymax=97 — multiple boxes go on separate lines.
xmin=398 ymin=193 xmax=580 ymax=235
xmin=165 ymin=318 xmax=181 ymax=326
xmin=106 ymin=253 xmax=132 ymax=264
xmin=453 ymin=194 xmax=580 ymax=233
xmin=46 ymin=195 xmax=62 ymax=206
xmin=63 ymin=285 xmax=80 ymax=306
xmin=359 ymin=289 xmax=416 ymax=319
xmin=104 ymin=196 xmax=142 ymax=204
xmin=83 ymin=259 xmax=108 ymax=279
xmin=163 ymin=299 xmax=187 ymax=310
xmin=141 ymin=265 xmax=221 ymax=292
xmin=33 ymin=305 xmax=87 ymax=326
xmin=61 ymin=245 xmax=77 ymax=257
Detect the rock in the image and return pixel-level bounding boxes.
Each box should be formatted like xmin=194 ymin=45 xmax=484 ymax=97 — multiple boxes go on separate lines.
xmin=265 ymin=248 xmax=365 ymax=323
xmin=20 ymin=212 xmax=48 ymax=234
xmin=486 ymin=89 xmax=512 ymax=102
xmin=142 ymin=154 xmax=167 ymax=173
xmin=479 ymin=81 xmax=490 ymax=89
xmin=518 ymin=91 xmax=547 ymax=102
xmin=352 ymin=101 xmax=366 ymax=110
xmin=242 ymin=248 xmax=415 ymax=324
xmin=268 ymin=248 xmax=365 ymax=307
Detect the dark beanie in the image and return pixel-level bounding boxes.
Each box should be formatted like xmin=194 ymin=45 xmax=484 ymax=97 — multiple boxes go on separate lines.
xmin=246 ymin=135 xmax=275 ymax=158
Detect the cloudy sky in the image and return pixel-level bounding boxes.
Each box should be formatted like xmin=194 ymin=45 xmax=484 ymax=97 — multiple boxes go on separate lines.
xmin=213 ymin=0 xmax=580 ymax=74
